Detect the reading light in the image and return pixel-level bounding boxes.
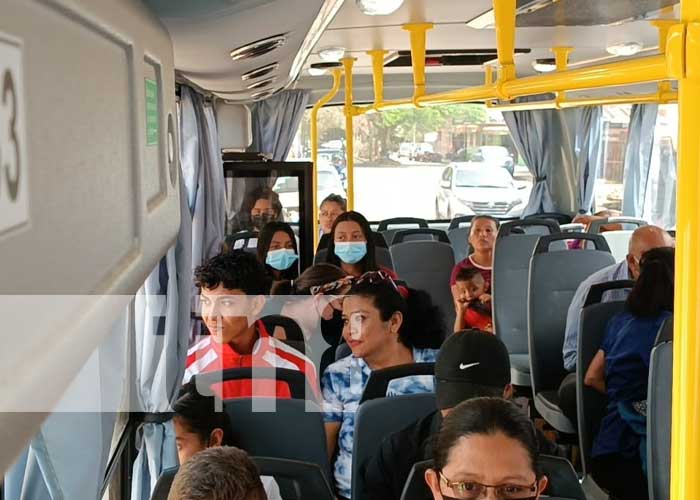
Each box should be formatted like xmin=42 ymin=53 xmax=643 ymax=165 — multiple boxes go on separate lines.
xmin=606 ymin=41 xmax=644 ymax=57
xmin=355 ymin=0 xmax=404 ymax=16
xmin=531 ymin=58 xmax=557 ymax=72
xmin=319 ymin=47 xmax=346 ymax=62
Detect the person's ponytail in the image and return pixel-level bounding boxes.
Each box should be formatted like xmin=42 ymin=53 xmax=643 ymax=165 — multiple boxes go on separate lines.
xmin=626 ymin=247 xmax=674 ymax=317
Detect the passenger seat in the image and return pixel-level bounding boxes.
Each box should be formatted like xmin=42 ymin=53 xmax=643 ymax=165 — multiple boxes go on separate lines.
xmin=648 ymin=317 xmax=673 ymax=500
xmin=492 ymin=219 xmax=560 ymax=387
xmin=528 ymin=233 xmax=615 ymax=434
xmin=446 ymin=216 xmax=473 ymax=262
xmin=390 ymin=231 xmax=455 ymax=331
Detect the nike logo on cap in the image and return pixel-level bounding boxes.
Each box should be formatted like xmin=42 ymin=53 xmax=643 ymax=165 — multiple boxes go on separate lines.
xmin=459 ymin=362 xmax=480 ymax=370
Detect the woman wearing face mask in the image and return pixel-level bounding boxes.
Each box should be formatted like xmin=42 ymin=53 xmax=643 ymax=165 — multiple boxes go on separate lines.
xmin=236 ymin=186 xmax=283 ymax=233
xmin=322 ymin=274 xmax=445 ymax=499
xmin=425 ymin=398 xmax=548 ymax=500
xmin=325 ymin=211 xmax=397 ymax=279
xmin=257 ymin=222 xmax=299 ymax=284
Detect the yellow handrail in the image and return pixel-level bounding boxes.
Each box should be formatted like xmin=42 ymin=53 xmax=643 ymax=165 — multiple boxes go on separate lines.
xmin=310 ymin=68 xmax=342 ymax=249
xmin=342 ymin=57 xmax=356 ymax=211
xmin=672 ymin=0 xmax=700 ymax=496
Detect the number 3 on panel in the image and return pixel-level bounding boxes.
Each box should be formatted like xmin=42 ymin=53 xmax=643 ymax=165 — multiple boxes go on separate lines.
xmin=2 ymin=68 xmax=20 ymax=201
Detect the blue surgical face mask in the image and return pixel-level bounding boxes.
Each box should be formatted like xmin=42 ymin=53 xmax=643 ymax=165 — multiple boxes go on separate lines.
xmin=334 ymin=241 xmax=367 ymax=264
xmin=265 ymin=248 xmax=298 ymax=271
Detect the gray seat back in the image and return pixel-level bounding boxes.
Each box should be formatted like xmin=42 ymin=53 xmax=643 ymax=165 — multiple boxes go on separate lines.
xmin=391 ymin=240 xmax=456 ymax=329
xmin=224 ymin=398 xmax=331 ymax=482
xmin=252 ymin=457 xmax=335 ymax=500
xmin=528 ymin=233 xmax=615 ymax=395
xmin=378 ymin=218 xmax=428 ymax=248
xmin=352 ymin=394 xmax=436 ymax=500
xmin=576 ymin=281 xmax=633 ymax=475
xmin=493 ymin=219 xmax=560 ymax=356
xmin=648 ymin=317 xmax=673 ymax=500
xmin=447 ymin=226 xmax=470 ymax=262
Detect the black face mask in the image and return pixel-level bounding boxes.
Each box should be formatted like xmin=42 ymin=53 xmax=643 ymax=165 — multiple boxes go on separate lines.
xmin=320 ymin=307 xmax=343 ymax=345
xmin=251 ymin=213 xmax=274 ymax=230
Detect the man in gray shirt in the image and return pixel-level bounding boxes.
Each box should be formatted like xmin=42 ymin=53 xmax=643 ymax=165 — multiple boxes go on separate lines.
xmin=558 ymin=225 xmax=674 ymax=424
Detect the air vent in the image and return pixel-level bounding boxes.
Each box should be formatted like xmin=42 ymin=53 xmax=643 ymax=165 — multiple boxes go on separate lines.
xmin=384 ymin=49 xmax=531 ymax=68
xmin=241 ymin=63 xmax=279 ymax=81
xmin=230 ymin=33 xmax=287 ymax=61
xmin=246 ymin=77 xmax=276 ymax=90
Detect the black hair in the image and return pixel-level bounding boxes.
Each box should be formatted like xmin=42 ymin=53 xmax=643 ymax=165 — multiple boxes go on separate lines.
xmin=320 ymin=193 xmax=348 ymax=212
xmin=194 ymin=250 xmax=268 ymax=295
xmin=241 ymin=186 xmax=283 ymax=219
xmin=349 ymin=281 xmax=445 ymax=349
xmin=255 ymin=221 xmax=299 ymax=281
xmin=433 ymin=397 xmax=540 ymax=475
xmin=626 ymin=246 xmax=675 ymax=317
xmin=470 ymin=215 xmax=500 ymax=233
xmin=454 ymin=266 xmax=485 ymax=283
xmin=173 ymin=383 xmax=234 ymax=447
xmin=169 ymin=446 xmax=265 ymax=500
xmin=270 ymin=263 xmax=348 ymax=296
xmin=325 ymin=211 xmax=378 ymax=272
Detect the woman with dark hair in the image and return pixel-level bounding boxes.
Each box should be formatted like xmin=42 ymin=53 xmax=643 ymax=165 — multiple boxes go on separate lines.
xmin=425 ymin=398 xmax=548 ymax=500
xmin=232 ymin=186 xmax=284 ymax=233
xmin=322 ymin=273 xmax=445 ymax=499
xmin=171 ymin=383 xmax=282 ymax=499
xmin=256 ymin=221 xmax=299 ymax=283
xmin=325 ymin=211 xmax=395 ymax=278
xmin=585 ymin=247 xmax=674 ymax=500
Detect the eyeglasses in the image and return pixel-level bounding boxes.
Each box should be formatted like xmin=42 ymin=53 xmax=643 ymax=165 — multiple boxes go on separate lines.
xmin=309 ymin=270 xmax=398 ymax=296
xmin=439 ymin=472 xmax=539 ymax=500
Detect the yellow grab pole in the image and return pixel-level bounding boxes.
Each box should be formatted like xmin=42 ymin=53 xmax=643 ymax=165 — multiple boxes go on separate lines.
xmin=403 ymin=23 xmax=433 ymax=105
xmin=311 ymin=68 xmax=342 ymax=249
xmin=342 ymin=57 xmax=356 ymax=210
xmin=367 ymin=50 xmax=388 ymax=110
xmin=494 ymin=0 xmax=516 ymax=83
xmin=671 ymin=0 xmax=700 ymax=497
xmin=502 ymin=54 xmax=668 ymax=96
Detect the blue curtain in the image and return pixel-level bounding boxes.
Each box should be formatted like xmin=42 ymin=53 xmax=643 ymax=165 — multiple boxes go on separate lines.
xmin=622 ymin=104 xmax=659 ymax=217
xmin=503 ymin=98 xmax=603 ymax=215
xmin=130 ymin=178 xmax=192 ymax=500
xmin=247 ymin=89 xmax=311 ymax=161
xmin=575 ymin=106 xmax=604 ymax=214
xmin=180 ymin=87 xmax=226 ymax=267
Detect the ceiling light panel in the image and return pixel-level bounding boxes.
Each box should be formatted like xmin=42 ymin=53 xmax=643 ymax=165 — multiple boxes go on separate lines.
xmin=355 ymin=0 xmax=404 ymax=16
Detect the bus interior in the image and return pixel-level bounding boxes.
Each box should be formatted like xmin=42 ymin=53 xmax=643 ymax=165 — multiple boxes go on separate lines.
xmin=1 ymin=0 xmax=698 ymax=499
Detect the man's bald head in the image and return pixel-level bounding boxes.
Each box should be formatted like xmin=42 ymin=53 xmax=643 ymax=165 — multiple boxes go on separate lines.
xmin=627 ymin=225 xmax=674 ymax=279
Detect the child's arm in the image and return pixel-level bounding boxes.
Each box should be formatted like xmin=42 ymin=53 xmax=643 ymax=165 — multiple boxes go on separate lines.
xmin=454 ymin=300 xmax=467 ymax=333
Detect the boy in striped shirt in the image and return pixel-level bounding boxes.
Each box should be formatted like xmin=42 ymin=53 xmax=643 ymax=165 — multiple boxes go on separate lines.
xmin=184 ymin=250 xmax=318 ymax=400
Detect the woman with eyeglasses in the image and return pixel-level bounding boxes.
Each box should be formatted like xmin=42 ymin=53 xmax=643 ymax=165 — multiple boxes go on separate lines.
xmin=425 ymin=398 xmax=548 ymax=500
xmin=325 ymin=211 xmax=397 ymax=279
xmin=322 ymin=274 xmax=445 ymax=499
xmin=256 ymin=221 xmax=299 ymax=284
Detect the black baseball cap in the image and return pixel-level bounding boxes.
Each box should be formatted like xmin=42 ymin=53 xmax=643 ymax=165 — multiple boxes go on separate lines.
xmin=435 ymin=330 xmax=511 ymax=410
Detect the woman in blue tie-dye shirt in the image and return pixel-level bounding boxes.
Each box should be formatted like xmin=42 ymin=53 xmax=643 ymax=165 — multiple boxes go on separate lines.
xmin=321 ymin=272 xmax=445 ymax=499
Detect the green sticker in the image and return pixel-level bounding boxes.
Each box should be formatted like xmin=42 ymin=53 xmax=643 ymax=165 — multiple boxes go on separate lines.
xmin=145 ymin=78 xmax=159 ymax=146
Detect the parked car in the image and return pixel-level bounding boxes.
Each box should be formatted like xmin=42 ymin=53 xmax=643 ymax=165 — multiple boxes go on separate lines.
xmin=273 ymin=160 xmax=347 ymax=222
xmin=435 ymin=163 xmax=526 ymax=219
xmin=471 ymin=145 xmax=515 ymax=176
